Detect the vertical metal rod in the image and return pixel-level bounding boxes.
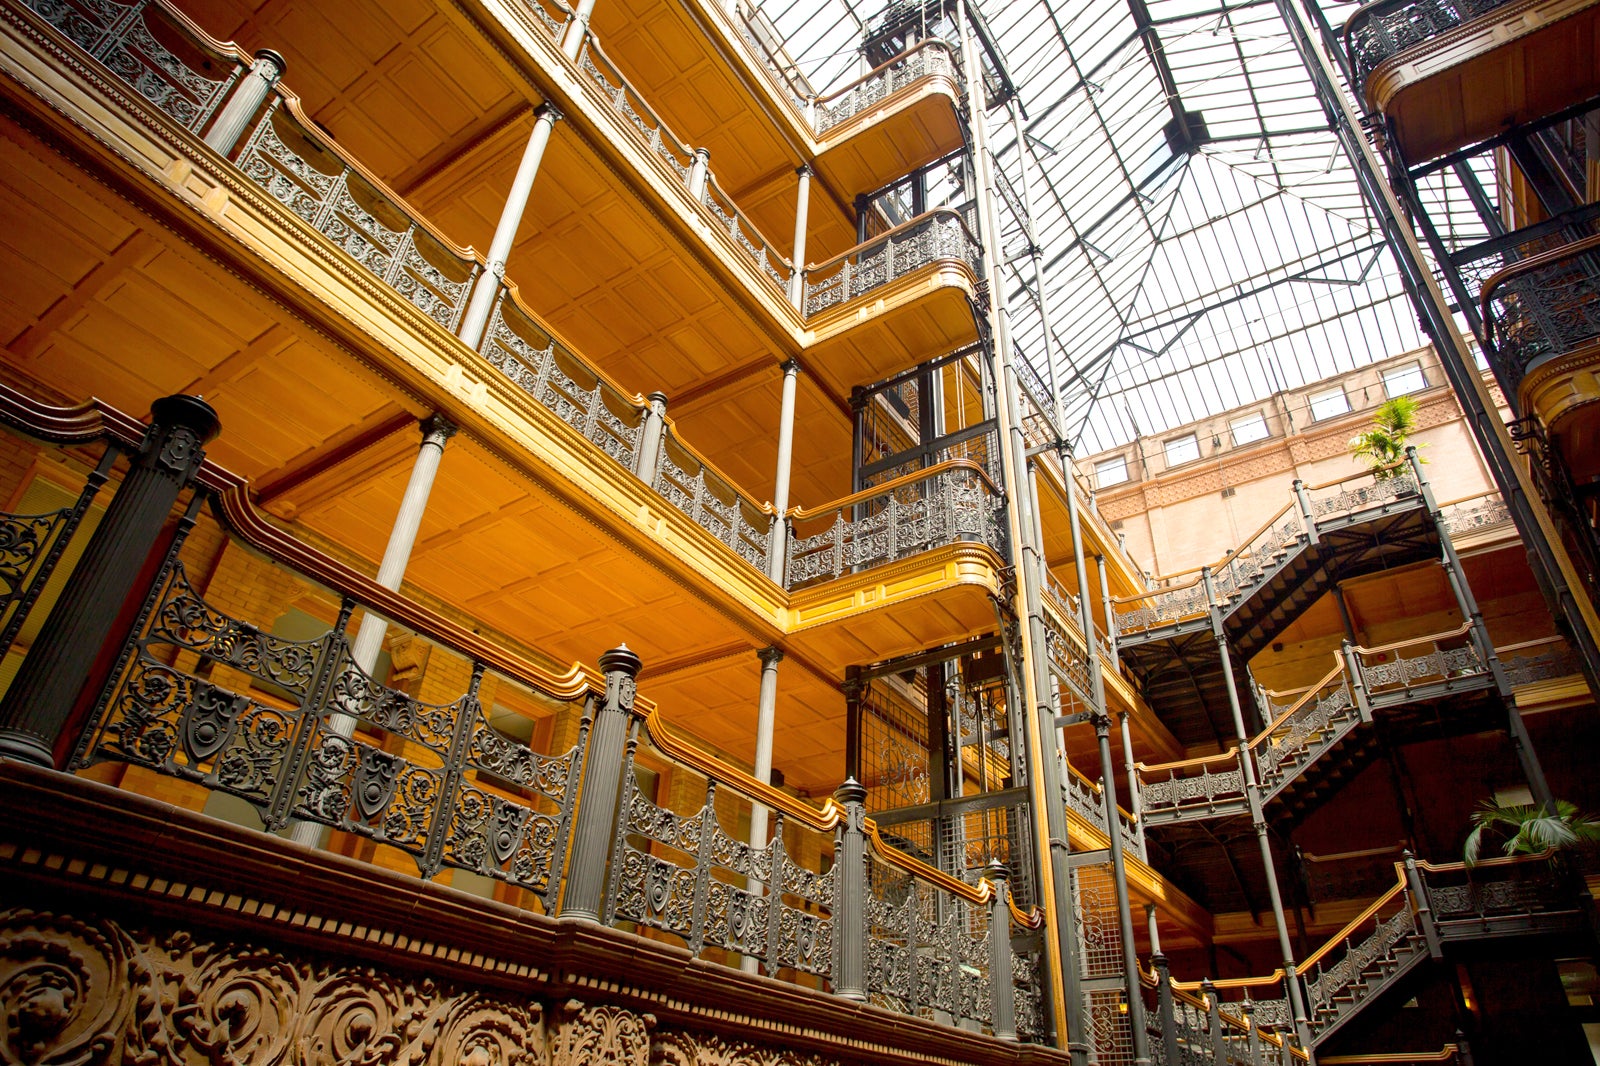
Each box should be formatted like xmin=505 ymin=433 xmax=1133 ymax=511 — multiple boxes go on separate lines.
xmin=767 ymin=359 xmax=801 ymax=582
xmin=1206 ymin=567 xmax=1316 ymax=1058
xmin=203 ymin=49 xmax=285 ymax=156
xmin=457 ymin=105 xmax=564 ymax=349
xmin=0 ymin=395 xmax=220 ymax=767
xmin=787 ymin=165 xmax=812 ymax=308
xmin=962 ymin=7 xmax=1082 ymax=1054
xmin=1097 ymin=554 xmax=1118 ymax=670
xmin=560 ymin=643 xmax=642 ymax=920
xmin=1094 ymin=712 xmax=1152 ymax=1064
xmin=1118 ymin=710 xmax=1147 ymax=861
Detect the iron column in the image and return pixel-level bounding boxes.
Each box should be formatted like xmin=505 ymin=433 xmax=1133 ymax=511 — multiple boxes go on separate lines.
xmin=787 ymin=165 xmax=812 ymax=309
xmin=767 ymin=359 xmax=801 ymax=582
xmin=742 ymin=644 xmax=783 ymax=973
xmin=457 ymin=104 xmax=564 ymax=349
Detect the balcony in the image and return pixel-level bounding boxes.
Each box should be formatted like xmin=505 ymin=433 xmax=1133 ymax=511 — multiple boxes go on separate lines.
xmin=1345 ymin=0 xmax=1600 ymax=163
xmin=1480 ymin=232 xmax=1600 ymax=458
xmin=0 ymin=408 xmax=1054 ymax=1051
xmin=802 ymin=209 xmax=986 ymax=397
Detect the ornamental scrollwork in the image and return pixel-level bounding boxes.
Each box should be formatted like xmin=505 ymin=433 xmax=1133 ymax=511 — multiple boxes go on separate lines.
xmin=551 ymin=1001 xmax=651 ymax=1066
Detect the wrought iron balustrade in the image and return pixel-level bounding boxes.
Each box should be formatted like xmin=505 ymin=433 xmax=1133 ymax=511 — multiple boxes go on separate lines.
xmin=731 ymin=3 xmax=811 ymax=113
xmin=1137 ymin=752 xmax=1249 ymax=822
xmin=1344 ymin=0 xmax=1523 ymax=89
xmin=21 ymin=0 xmax=248 ymax=134
xmin=1252 ymin=664 xmax=1359 ymax=796
xmin=574 ymin=34 xmax=697 ymax=183
xmin=814 ymin=40 xmax=957 ymax=134
xmin=522 ymin=0 xmax=574 ymax=41
xmin=1300 ymin=847 xmax=1408 ymax=905
xmin=1437 ymin=491 xmax=1511 ymax=537
xmin=16 ymin=0 xmax=486 ymax=332
xmin=1354 ymin=626 xmax=1485 ymax=698
xmin=479 ymin=287 xmax=646 ymax=469
xmin=802 ymin=209 xmax=983 ymax=317
xmin=698 ymin=173 xmax=795 ymax=293
xmin=783 ymin=460 xmax=1005 ymax=588
xmin=1498 ymin=635 xmax=1581 ymax=687
xmin=864 ymin=848 xmax=994 ymax=1028
xmin=1480 ymin=233 xmax=1600 ymax=392
xmin=1306 ymin=469 xmax=1417 ymax=520
xmin=653 ymin=430 xmax=772 ymax=573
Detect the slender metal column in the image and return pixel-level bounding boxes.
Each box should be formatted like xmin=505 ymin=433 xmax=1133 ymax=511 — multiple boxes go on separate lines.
xmin=560 ymin=644 xmax=641 ymax=920
xmin=204 ymin=49 xmax=285 ymax=155
xmin=1149 ymin=905 xmax=1182 ymax=1066
xmin=767 ymin=359 xmax=801 ymax=582
xmin=1204 ymin=567 xmax=1315 ymax=1057
xmin=987 ymin=860 xmax=1019 ymax=1041
xmin=1097 ymin=554 xmax=1119 ymax=671
xmin=0 ymin=395 xmax=220 ymax=767
xmin=963 ymin=11 xmax=1084 ymax=1053
xmin=1408 ymin=447 xmax=1554 ymax=809
xmin=741 ymin=645 xmax=783 ymax=973
xmin=1118 ymin=710 xmax=1147 ymax=860
xmin=634 ymin=391 xmax=668 ymax=482
xmin=833 ymin=777 xmax=869 ymax=1000
xmin=1093 ymin=711 xmax=1152 ymax=1065
xmin=787 ymin=165 xmax=812 ymax=308
xmin=457 ymin=105 xmax=564 ymax=349
xmin=560 ymin=0 xmax=599 ymax=58
xmin=288 ymin=415 xmax=456 ymax=847
xmin=843 ymin=667 xmax=864 ymax=783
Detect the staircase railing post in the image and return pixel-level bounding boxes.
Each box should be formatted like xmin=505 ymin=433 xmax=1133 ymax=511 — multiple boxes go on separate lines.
xmin=1293 ymin=477 xmax=1320 ymax=547
xmin=986 ymin=860 xmax=1018 ymax=1041
xmin=634 ymin=392 xmax=668 ymax=482
xmin=1153 ymin=949 xmax=1182 ymax=1066
xmin=0 ymin=394 xmax=220 ymax=767
xmin=832 ymin=776 xmax=868 ymax=1001
xmin=558 ymin=643 xmax=642 ymax=922
xmin=1404 ymin=851 xmax=1444 ymax=959
xmin=1342 ymin=640 xmax=1371 ymax=722
xmin=1203 ymin=980 xmax=1229 ymax=1062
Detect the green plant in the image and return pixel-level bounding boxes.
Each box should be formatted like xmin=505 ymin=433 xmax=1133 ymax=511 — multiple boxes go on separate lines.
xmin=1463 ymin=797 xmax=1600 ymax=866
xmin=1348 ymin=395 xmax=1423 ymax=478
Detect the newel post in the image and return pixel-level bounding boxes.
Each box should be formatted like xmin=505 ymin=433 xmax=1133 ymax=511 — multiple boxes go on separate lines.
xmin=832 ymin=776 xmax=868 ymax=1001
xmin=986 ymin=860 xmax=1018 ymax=1041
xmin=0 ymin=394 xmax=220 ymax=767
xmin=204 ymin=49 xmax=285 ymax=155
xmin=559 ymin=643 xmax=642 ymax=922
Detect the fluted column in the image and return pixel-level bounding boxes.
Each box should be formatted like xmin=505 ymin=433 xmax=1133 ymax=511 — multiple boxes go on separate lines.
xmin=742 ymin=645 xmax=783 ymax=973
xmin=204 ymin=49 xmax=285 ymax=155
xmin=457 ymin=104 xmax=564 ymax=349
xmin=0 ymin=395 xmax=219 ymax=766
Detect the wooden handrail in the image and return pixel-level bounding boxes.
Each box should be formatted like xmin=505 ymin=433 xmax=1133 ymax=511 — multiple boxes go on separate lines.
xmin=1299 ymin=875 xmax=1407 ymax=971
xmin=1354 ymin=621 xmax=1472 ymax=658
xmin=1135 ymin=747 xmax=1242 ymax=775
xmin=657 ymin=417 xmax=776 ymax=518
xmin=1495 ymin=635 xmax=1567 ymax=655
xmin=1322 ymin=1045 xmax=1461 ymax=1064
xmin=1249 ymin=659 xmax=1346 ymax=748
xmin=1110 ymin=499 xmax=1296 ymax=606
xmin=787 ymin=458 xmax=997 ymax=520
xmin=1304 ymin=459 xmax=1408 ymax=494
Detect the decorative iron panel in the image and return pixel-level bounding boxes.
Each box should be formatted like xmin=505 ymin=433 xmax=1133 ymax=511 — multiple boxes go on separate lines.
xmin=1481 ymin=239 xmax=1600 ymax=390
xmin=1347 ymin=0 xmax=1525 ymax=88
xmin=815 ymin=43 xmax=956 ymax=133
xmin=803 ymin=211 xmax=982 ymax=316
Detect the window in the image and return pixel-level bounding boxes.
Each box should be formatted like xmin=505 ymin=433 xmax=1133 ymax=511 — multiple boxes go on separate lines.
xmin=1230 ymin=412 xmax=1269 ymax=446
xmin=1382 ymin=361 xmax=1426 ymax=397
xmin=1094 ymin=455 xmax=1129 ymax=488
xmin=1163 ymin=432 xmax=1200 ymax=467
xmin=1308 ymin=387 xmax=1350 ymax=421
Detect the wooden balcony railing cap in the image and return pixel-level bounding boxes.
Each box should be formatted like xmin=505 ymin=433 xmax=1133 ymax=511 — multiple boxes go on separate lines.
xmin=812 ymin=37 xmax=957 ymax=109
xmin=786 ymin=457 xmax=997 ymax=520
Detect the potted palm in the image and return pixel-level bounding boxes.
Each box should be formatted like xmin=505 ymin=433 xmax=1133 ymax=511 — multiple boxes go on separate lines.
xmin=1463 ymin=797 xmax=1600 ymax=866
xmin=1348 ymin=395 xmax=1423 ymax=481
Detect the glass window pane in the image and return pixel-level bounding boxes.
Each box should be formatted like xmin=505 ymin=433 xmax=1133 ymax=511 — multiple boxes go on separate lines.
xmin=1095 ymin=455 xmax=1129 ymax=487
xmin=1164 ymin=433 xmax=1199 ymax=466
xmin=1309 ymin=388 xmax=1350 ymax=421
xmin=1231 ymin=412 xmax=1269 ymax=445
xmin=1382 ymin=362 xmax=1426 ymax=396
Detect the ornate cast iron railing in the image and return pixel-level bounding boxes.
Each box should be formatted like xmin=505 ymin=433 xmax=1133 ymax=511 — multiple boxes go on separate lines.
xmin=231 ymin=96 xmax=482 ymax=332
xmin=653 ymin=428 xmax=772 ymax=573
xmin=1181 ymin=852 xmax=1584 ymax=1046
xmin=479 ymin=284 xmax=646 ymax=469
xmin=1480 ymin=233 xmax=1600 ymax=393
xmin=1498 ymin=634 xmax=1582 ymax=686
xmin=1113 ymin=465 xmax=1426 ymax=637
xmin=802 ymin=209 xmax=983 ymax=317
xmin=1437 ymin=491 xmax=1511 ymax=537
xmin=1344 ymin=0 xmax=1523 ymax=90
xmin=16 ymin=0 xmax=483 ymax=332
xmin=732 ymin=3 xmax=812 ymax=112
xmin=0 ymin=390 xmax=1050 ymax=1039
xmin=574 ymin=33 xmax=697 ymax=183
xmin=813 ymin=40 xmax=957 ymax=134
xmin=698 ymin=173 xmax=796 ymax=293
xmin=784 ymin=460 xmax=1005 ymax=588
xmin=1140 ymin=964 xmax=1309 ymax=1064
xmin=22 ymin=0 xmax=249 ymax=134
xmin=1136 ymin=625 xmax=1513 ymax=825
